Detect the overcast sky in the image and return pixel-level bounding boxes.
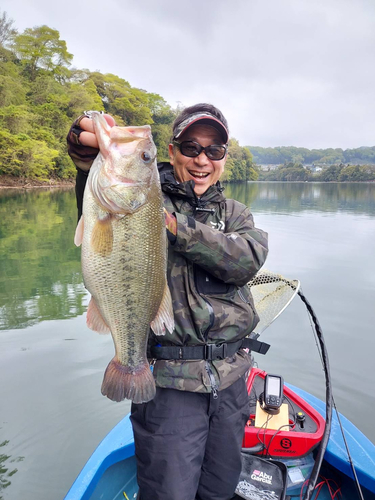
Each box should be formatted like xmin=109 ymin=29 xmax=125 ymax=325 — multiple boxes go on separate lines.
xmin=2 ymin=0 xmax=375 ymax=149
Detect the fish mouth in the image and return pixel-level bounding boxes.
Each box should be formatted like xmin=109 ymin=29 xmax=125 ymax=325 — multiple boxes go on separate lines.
xmin=113 ymin=179 xmax=145 ymax=187
xmin=108 ymin=173 xmax=147 ymax=188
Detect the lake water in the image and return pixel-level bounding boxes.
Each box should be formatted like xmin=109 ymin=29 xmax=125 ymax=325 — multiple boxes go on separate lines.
xmin=1 ymin=182 xmax=374 ymax=500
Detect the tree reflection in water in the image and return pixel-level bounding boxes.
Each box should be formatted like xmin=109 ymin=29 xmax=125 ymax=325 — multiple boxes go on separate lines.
xmin=1 ymin=183 xmax=374 ymax=331
xmin=0 ymin=439 xmax=24 ymax=499
xmin=225 ymin=181 xmax=375 ymax=216
xmin=0 ymin=188 xmax=86 ymax=331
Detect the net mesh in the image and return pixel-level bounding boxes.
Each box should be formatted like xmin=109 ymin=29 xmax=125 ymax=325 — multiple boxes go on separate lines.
xmin=247 ymin=269 xmax=300 ymax=335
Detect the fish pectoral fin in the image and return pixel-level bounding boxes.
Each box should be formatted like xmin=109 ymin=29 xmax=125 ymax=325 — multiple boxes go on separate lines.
xmin=74 ymin=216 xmax=84 ymax=246
xmin=91 ymin=215 xmax=113 ymax=256
xmin=87 ymin=297 xmax=111 ymax=334
xmin=150 ymin=283 xmax=175 ymax=336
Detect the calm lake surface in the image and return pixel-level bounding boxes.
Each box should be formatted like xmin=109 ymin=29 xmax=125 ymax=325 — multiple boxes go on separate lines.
xmin=1 ymin=182 xmax=374 ymax=500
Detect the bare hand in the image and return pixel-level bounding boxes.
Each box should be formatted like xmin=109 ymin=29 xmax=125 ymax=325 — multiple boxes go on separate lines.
xmin=79 ymin=114 xmax=116 ymax=148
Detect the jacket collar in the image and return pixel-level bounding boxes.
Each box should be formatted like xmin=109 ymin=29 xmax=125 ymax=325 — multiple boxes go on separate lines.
xmin=157 ymin=162 xmax=226 ymax=206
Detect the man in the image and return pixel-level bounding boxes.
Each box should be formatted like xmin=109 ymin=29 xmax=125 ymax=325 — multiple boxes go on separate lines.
xmin=67 ymin=103 xmax=268 ymax=500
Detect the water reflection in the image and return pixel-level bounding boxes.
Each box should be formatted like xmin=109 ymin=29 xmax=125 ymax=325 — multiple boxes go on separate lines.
xmin=225 ymin=182 xmax=375 ymax=215
xmin=0 ymin=189 xmax=86 ymax=331
xmin=0 ymin=183 xmax=374 ymax=331
xmin=0 ymin=439 xmax=23 ymax=499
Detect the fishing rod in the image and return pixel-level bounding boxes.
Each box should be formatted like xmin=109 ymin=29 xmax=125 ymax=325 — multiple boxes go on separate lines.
xmin=249 ymin=271 xmax=365 ymax=500
xmin=297 ymin=289 xmax=332 ymax=500
xmin=301 ymin=289 xmax=365 ymax=500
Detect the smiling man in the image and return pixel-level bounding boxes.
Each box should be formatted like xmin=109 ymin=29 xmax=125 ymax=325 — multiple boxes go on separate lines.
xmin=169 ymin=114 xmax=227 ymax=195
xmin=67 ymin=103 xmax=268 ymax=500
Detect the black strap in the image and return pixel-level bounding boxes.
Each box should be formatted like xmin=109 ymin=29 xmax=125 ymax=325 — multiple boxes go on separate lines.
xmin=242 ymin=337 xmax=270 ymax=355
xmin=149 ymin=338 xmax=270 ymax=361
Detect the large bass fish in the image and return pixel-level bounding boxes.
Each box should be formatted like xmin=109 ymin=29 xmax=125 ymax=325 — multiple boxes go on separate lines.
xmin=74 ymin=112 xmax=174 ymax=404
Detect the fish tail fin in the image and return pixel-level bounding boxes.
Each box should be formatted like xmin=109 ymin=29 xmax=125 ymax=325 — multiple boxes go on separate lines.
xmin=101 ymin=358 xmax=156 ymax=404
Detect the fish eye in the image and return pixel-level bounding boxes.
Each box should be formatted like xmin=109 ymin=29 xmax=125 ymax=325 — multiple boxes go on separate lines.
xmin=141 ymin=151 xmax=152 ymax=163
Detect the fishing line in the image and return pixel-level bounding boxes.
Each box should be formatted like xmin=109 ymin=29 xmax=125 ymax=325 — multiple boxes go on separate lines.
xmin=297 ymin=288 xmax=332 ymax=500
xmin=300 ymin=288 xmax=364 ymax=500
xmin=248 ymin=272 xmax=365 ymax=500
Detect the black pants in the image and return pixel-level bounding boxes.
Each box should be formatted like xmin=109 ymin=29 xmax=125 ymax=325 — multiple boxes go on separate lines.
xmin=130 ymin=376 xmax=250 ymax=500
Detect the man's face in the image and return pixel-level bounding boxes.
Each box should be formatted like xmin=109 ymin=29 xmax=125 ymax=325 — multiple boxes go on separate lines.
xmin=168 ymin=124 xmax=227 ymax=196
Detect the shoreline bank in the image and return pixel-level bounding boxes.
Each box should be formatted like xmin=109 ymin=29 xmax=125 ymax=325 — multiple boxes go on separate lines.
xmin=0 ymin=176 xmax=75 ymax=189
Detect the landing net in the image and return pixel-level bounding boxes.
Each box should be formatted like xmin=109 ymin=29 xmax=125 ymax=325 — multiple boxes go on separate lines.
xmin=247 ymin=269 xmax=300 ymax=335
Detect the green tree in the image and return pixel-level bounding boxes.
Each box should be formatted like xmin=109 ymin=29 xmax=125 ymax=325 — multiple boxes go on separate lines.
xmin=147 ymin=93 xmax=176 ymax=161
xmin=338 ymin=164 xmax=375 ymax=182
xmin=223 ymin=139 xmax=258 ymax=182
xmin=316 ymin=164 xmax=344 ymax=181
xmin=0 ymin=129 xmax=58 ymax=180
xmin=88 ymin=72 xmax=153 ymax=125
xmin=0 ymin=10 xmax=17 ymax=46
xmin=0 ymin=105 xmax=31 ymax=134
xmin=258 ymin=162 xmax=311 ymax=181
xmin=12 ymin=25 xmax=72 ymax=81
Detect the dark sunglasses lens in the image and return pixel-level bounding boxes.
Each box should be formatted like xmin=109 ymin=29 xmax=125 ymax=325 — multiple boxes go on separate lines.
xmin=180 ymin=142 xmax=201 ymax=157
xmin=206 ymin=146 xmax=226 ymax=160
xmin=178 ymin=141 xmax=226 ymax=160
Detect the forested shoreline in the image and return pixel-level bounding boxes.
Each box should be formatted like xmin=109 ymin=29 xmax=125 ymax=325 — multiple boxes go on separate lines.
xmin=252 ymin=146 xmax=375 ymax=182
xmin=249 ymin=145 xmax=375 ymax=166
xmin=0 ymin=11 xmax=374 ymax=186
xmin=0 ymin=11 xmax=257 ymax=184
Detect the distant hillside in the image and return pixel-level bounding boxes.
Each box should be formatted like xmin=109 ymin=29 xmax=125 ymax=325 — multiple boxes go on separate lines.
xmin=247 ymin=146 xmax=375 ymax=166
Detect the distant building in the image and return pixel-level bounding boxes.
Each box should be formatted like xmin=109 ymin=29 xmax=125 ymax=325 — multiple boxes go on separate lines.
xmin=258 ymin=164 xmax=279 ymax=171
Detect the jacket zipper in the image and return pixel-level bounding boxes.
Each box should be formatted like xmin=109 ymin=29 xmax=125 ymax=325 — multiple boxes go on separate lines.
xmin=238 ymin=288 xmax=249 ymax=303
xmin=194 ymin=265 xmax=219 ymax=398
xmin=205 ymin=362 xmax=218 ymax=399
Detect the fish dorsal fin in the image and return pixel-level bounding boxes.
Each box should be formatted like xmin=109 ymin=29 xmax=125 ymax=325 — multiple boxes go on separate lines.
xmin=150 ymin=283 xmax=175 ymax=335
xmin=87 ymin=297 xmax=111 ymax=334
xmin=74 ymin=216 xmax=84 ymax=246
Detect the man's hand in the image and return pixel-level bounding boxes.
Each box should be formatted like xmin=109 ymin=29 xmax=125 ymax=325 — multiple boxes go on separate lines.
xmin=79 ymin=114 xmax=116 ymax=148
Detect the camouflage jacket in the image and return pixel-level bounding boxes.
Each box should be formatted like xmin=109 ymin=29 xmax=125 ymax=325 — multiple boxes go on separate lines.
xmin=67 ymin=123 xmax=268 ymax=394
xmin=151 ymin=163 xmax=268 ymax=393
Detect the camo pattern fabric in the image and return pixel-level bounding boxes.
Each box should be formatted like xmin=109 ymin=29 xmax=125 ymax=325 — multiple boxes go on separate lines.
xmin=66 ymin=114 xmax=101 ymax=172
xmin=150 ymin=163 xmax=269 ymax=392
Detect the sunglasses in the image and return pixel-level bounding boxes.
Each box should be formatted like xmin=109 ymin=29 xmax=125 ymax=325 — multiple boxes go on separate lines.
xmin=173 ymin=140 xmax=227 ymax=161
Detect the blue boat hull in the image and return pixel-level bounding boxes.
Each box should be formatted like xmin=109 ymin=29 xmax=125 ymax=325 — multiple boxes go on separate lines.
xmin=288 ymin=384 xmax=375 ymax=496
xmin=64 ymin=386 xmax=375 ymax=500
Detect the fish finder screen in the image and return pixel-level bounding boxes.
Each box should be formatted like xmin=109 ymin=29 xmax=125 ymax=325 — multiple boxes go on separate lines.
xmin=267 ymin=377 xmax=280 ymax=396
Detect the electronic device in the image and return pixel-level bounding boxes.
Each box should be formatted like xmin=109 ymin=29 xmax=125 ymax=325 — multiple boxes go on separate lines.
xmin=243 ymin=368 xmax=325 ymax=458
xmin=260 ymin=373 xmax=284 ymax=414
